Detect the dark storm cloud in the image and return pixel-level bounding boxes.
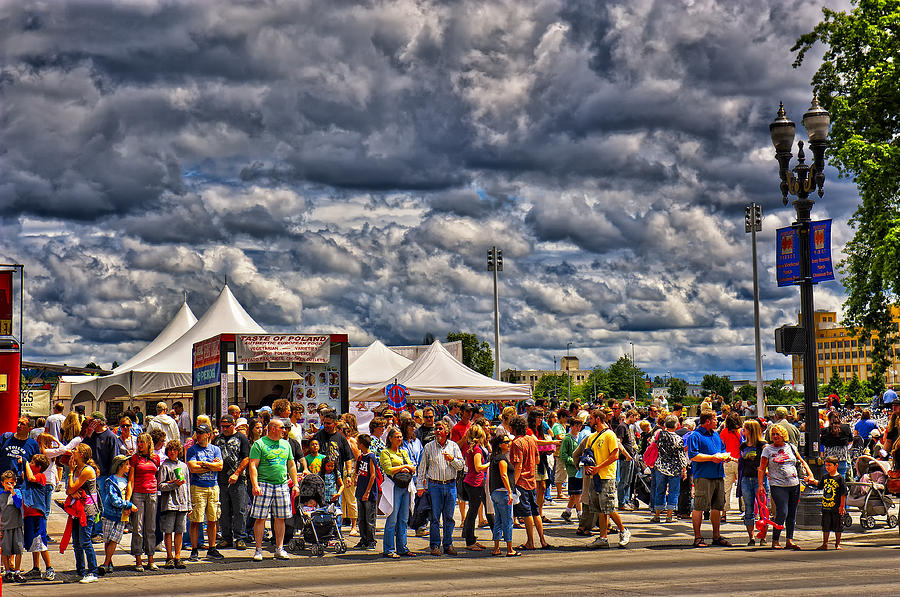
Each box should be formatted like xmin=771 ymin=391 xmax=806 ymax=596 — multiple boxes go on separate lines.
xmin=0 ymin=0 xmax=855 ymax=380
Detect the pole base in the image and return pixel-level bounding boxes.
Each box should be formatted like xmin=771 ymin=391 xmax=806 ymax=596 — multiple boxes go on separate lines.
xmin=795 ymin=487 xmax=823 ymax=530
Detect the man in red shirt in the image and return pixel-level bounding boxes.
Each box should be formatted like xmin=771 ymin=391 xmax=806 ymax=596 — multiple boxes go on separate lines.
xmin=510 ymin=415 xmax=550 ymax=550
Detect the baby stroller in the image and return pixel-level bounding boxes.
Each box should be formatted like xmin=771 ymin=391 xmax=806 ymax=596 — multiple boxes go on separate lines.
xmin=845 ymin=456 xmax=898 ymax=530
xmin=287 ymin=474 xmax=347 ymax=556
xmin=630 ymin=455 xmax=653 ymax=509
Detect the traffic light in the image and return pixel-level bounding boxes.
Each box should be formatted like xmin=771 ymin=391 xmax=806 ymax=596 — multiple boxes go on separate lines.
xmin=496 ymin=249 xmax=502 ymax=272
xmin=487 ymin=248 xmax=494 ymax=271
xmin=745 ymin=203 xmax=762 ymax=233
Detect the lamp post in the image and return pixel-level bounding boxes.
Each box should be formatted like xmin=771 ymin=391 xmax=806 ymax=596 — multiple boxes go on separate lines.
xmin=746 ymin=202 xmax=766 ymax=418
xmin=553 ymin=355 xmax=557 ymax=400
xmin=770 ymin=95 xmax=830 ymax=525
xmin=630 ymin=342 xmax=636 ymax=402
xmin=566 ymin=342 xmax=572 ymax=401
xmin=487 ymin=246 xmax=503 ymax=379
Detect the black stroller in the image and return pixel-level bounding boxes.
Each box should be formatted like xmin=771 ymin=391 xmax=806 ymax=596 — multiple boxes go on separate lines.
xmin=287 ymin=474 xmax=346 ymax=556
xmin=631 ymin=455 xmax=653 ymax=509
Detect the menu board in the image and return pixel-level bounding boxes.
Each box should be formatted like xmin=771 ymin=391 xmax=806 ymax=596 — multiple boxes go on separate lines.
xmin=291 ymin=352 xmax=342 ymax=425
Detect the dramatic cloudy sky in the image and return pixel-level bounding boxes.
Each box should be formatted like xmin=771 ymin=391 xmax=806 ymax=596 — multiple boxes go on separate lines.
xmin=1 ymin=0 xmax=860 ymax=382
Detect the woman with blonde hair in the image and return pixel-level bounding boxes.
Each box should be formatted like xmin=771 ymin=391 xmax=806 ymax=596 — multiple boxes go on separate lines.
xmin=739 ymin=419 xmax=767 ymax=545
xmin=462 ymin=424 xmax=489 ymax=550
xmin=62 ymin=412 xmax=82 ymax=443
xmin=127 ymin=433 xmax=160 ymax=570
xmin=758 ymin=425 xmax=813 ymax=550
xmin=67 ymin=443 xmax=100 ymax=582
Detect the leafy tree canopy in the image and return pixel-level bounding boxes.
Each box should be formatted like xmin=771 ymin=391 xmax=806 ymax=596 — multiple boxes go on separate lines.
xmin=446 ymin=332 xmax=494 ymax=377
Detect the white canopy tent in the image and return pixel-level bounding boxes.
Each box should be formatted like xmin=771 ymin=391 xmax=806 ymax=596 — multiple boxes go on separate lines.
xmin=70 ymin=284 xmax=265 ymax=401
xmin=353 ymin=340 xmax=531 ymax=402
xmin=349 ymin=340 xmax=413 ymax=390
xmin=62 ymin=298 xmax=198 ymax=395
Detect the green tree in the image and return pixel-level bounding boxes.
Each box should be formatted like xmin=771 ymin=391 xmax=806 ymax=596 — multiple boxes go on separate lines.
xmin=701 ymin=374 xmax=733 ymax=400
xmin=668 ymin=377 xmax=688 ymax=401
xmin=446 ymin=332 xmax=494 ymax=377
xmin=607 ymin=356 xmax=648 ymax=402
xmin=737 ymin=384 xmax=756 ymax=402
xmin=821 ymin=367 xmax=845 ymax=398
xmin=533 ymin=373 xmax=570 ymax=400
xmin=845 ymin=373 xmax=865 ymax=401
xmin=794 ymin=1 xmax=900 ymax=386
xmin=581 ymin=368 xmax=609 ymax=402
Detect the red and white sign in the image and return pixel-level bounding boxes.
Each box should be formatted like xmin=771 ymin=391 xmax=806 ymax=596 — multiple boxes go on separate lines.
xmin=237 ymin=334 xmax=331 ymax=364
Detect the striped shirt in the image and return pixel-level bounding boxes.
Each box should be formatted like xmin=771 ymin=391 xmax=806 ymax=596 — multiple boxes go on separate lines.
xmin=417 ymin=438 xmax=464 ymax=485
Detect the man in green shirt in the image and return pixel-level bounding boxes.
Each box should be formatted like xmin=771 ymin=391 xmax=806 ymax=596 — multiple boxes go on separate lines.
xmin=249 ymin=419 xmax=299 ymax=562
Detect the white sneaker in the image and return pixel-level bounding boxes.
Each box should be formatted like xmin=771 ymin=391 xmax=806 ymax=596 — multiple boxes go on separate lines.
xmin=79 ymin=573 xmax=98 ymax=583
xmin=619 ymin=527 xmax=631 ymax=547
xmin=589 ymin=536 xmax=609 ymax=549
xmin=252 ymin=549 xmax=264 ymax=561
xmin=274 ymin=548 xmax=290 ymax=560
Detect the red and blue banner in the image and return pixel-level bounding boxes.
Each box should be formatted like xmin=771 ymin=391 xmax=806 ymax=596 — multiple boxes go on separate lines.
xmin=776 ymin=219 xmax=834 ymax=287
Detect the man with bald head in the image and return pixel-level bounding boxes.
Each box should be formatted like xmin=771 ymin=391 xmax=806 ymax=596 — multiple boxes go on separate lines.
xmin=147 ymin=402 xmax=180 ymax=443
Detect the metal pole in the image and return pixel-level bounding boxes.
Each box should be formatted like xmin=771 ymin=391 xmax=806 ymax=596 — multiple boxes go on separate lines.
xmin=631 ymin=342 xmax=636 ymax=401
xmin=749 ymin=204 xmax=766 ymax=416
xmin=566 ymin=342 xmax=572 ymax=401
xmin=492 ymin=248 xmax=500 ymax=380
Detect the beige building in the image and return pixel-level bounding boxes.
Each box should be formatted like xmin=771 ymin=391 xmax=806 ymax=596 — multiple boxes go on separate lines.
xmin=501 ymin=356 xmax=599 ymax=399
xmin=792 ymin=308 xmax=900 ymax=385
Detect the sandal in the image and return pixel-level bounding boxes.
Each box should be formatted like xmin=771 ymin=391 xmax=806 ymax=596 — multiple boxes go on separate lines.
xmin=466 ymin=544 xmax=485 ymax=551
xmin=506 ymin=551 xmax=521 ymax=557
xmin=711 ymin=537 xmax=733 ymax=547
xmin=383 ymin=552 xmax=400 ymax=559
xmin=651 ymin=516 xmax=661 ymax=523
xmin=692 ymin=537 xmax=708 ymax=548
xmin=786 ymin=543 xmax=802 ymax=551
xmin=491 ymin=550 xmax=503 ymax=556
xmin=517 ymin=543 xmax=536 ymax=551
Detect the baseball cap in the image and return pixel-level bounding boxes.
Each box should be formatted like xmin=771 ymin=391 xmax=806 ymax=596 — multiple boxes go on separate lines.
xmin=235 ymin=417 xmax=248 ymax=428
xmin=91 ymin=411 xmax=106 ymax=422
xmin=111 ymin=454 xmax=130 ymax=472
xmin=195 ymin=424 xmax=212 ymax=434
xmin=219 ymin=414 xmax=235 ymax=425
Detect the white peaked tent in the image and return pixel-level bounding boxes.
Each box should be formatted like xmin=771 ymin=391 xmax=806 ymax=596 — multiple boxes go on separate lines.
xmin=63 ymin=298 xmax=198 ymax=392
xmin=71 ymin=284 xmax=265 ymax=400
xmin=354 ymin=340 xmax=531 ymax=402
xmin=349 ymin=340 xmax=413 ymax=400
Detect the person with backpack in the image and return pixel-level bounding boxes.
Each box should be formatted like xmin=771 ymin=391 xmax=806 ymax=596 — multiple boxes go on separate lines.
xmin=577 ymin=411 xmax=631 ymax=549
xmin=650 ymin=416 xmax=687 ymax=523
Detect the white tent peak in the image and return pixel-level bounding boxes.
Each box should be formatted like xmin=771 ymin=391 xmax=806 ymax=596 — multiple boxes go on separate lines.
xmin=349 ymin=340 xmax=413 ymax=386
xmin=395 ymin=340 xmax=511 ymax=388
xmin=128 ymin=283 xmax=265 ymax=373
xmin=112 ymin=299 xmax=198 ymax=373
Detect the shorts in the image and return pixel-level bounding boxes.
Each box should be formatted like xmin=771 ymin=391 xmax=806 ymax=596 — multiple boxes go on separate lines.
xmin=1 ymin=526 xmax=24 ymax=555
xmin=160 ymin=511 xmax=188 ymax=534
xmin=595 ymin=478 xmax=617 ymax=514
xmin=555 ymin=457 xmax=568 ymax=485
xmin=250 ymin=481 xmax=291 ymax=520
xmin=693 ymin=477 xmax=726 ymax=512
xmin=101 ymin=518 xmax=126 ymax=544
xmin=567 ymin=477 xmax=583 ymax=496
xmin=24 ymin=516 xmax=48 ymax=552
xmin=513 ymin=487 xmax=540 ymax=518
xmin=190 ymin=485 xmax=221 ymax=523
xmin=821 ymin=509 xmax=842 ymax=533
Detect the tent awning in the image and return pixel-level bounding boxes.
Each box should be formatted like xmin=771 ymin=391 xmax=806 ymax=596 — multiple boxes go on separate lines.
xmin=239 ymin=371 xmax=302 ymax=381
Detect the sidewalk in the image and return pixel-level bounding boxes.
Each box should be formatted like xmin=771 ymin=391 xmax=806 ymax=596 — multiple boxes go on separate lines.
xmin=5 ymin=487 xmax=898 ymax=585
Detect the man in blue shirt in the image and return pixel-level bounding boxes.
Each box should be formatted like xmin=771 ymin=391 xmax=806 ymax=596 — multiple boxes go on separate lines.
xmin=686 ymin=411 xmax=733 ymax=547
xmin=883 ymin=386 xmax=897 ymax=406
xmin=186 ymin=424 xmax=223 ymax=561
xmin=0 ymin=417 xmax=39 ymax=487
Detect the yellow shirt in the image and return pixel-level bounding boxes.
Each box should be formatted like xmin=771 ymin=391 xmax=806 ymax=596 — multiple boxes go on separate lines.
xmin=589 ymin=429 xmax=618 ymax=480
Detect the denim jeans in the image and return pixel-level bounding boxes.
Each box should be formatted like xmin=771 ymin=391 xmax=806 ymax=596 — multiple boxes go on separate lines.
xmin=428 ymin=482 xmax=457 ymax=548
xmin=771 ymin=484 xmax=800 ymax=542
xmin=490 ymin=489 xmax=513 ymax=543
xmin=383 ymin=484 xmax=410 ymax=555
xmin=72 ymin=518 xmax=98 ymax=576
xmin=617 ymin=460 xmax=634 ymax=505
xmin=220 ymin=480 xmax=249 ymax=541
xmin=652 ymin=469 xmax=680 ymax=510
xmin=92 ymin=475 xmax=107 ymax=537
xmin=740 ymin=476 xmax=768 ymax=527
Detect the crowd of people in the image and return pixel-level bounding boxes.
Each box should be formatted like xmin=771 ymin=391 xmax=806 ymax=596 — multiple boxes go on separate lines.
xmin=2 ymin=392 xmax=900 ymax=584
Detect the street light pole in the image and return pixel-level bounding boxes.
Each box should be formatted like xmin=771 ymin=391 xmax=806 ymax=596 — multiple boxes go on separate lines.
xmin=630 ymin=342 xmax=636 ymax=401
xmin=566 ymin=342 xmax=572 ymax=401
xmin=746 ymin=202 xmax=766 ymax=418
xmin=553 ymin=355 xmax=557 ymax=400
xmin=487 ymin=247 xmax=503 ymax=379
xmin=770 ymin=96 xmax=830 ymax=527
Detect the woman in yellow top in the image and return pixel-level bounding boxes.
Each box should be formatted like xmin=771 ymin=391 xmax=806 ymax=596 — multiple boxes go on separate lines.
xmin=379 ymin=428 xmax=417 ymax=558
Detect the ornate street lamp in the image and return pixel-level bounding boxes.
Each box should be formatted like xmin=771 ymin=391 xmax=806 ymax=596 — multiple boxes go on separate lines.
xmin=769 ymin=96 xmax=830 ymax=520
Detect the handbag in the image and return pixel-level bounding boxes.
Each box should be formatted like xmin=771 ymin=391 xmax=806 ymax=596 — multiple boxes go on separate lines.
xmin=643 ymin=430 xmax=661 ymax=468
xmin=391 ymin=452 xmax=413 ymax=489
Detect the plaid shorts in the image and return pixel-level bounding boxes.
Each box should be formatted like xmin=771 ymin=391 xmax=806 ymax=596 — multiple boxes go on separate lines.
xmin=249 ymin=481 xmax=291 ymax=520
xmin=102 ymin=517 xmax=126 ymax=544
